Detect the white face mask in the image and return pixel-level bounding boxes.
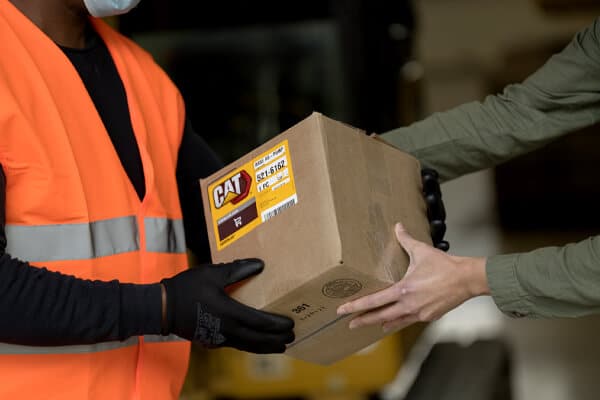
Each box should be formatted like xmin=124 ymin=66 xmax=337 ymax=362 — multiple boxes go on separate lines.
xmin=83 ymin=0 xmax=142 ymax=18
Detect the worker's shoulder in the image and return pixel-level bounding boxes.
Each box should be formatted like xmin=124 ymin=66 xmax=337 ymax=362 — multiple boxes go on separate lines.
xmin=110 ymin=29 xmax=155 ymax=62
xmin=94 ymin=20 xmax=158 ymax=67
xmin=104 ymin=26 xmax=174 ymax=84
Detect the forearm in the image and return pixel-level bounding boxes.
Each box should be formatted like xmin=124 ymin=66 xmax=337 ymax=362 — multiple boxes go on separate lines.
xmin=487 ymin=236 xmax=600 ymax=318
xmin=0 ymin=253 xmax=162 ymax=346
xmin=176 ymin=118 xmax=224 ymax=261
xmin=382 ymin=18 xmax=600 ymax=182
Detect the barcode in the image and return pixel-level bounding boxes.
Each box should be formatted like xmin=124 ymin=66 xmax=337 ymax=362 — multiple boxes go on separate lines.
xmin=263 ymin=198 xmax=297 ymax=222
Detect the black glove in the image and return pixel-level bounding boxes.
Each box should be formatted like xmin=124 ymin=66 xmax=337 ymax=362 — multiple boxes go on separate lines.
xmin=421 ymin=168 xmax=450 ymax=252
xmin=161 ymin=259 xmax=294 ymax=354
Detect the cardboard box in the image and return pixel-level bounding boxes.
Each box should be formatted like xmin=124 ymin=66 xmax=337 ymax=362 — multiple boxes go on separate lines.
xmin=200 ymin=112 xmax=431 ymax=365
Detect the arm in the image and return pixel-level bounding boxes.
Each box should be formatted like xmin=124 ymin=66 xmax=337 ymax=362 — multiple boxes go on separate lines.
xmin=0 ymin=254 xmax=161 ymax=345
xmin=176 ymin=118 xmax=224 ymax=262
xmin=0 ymin=162 xmax=293 ymax=352
xmin=488 ymin=237 xmax=600 ymax=318
xmin=0 ymin=166 xmax=161 ymax=345
xmin=0 ymin=253 xmax=293 ymax=352
xmin=336 ymin=19 xmax=600 ymax=327
xmin=382 ymin=18 xmax=600 ymax=182
xmin=338 ymin=225 xmax=600 ymax=332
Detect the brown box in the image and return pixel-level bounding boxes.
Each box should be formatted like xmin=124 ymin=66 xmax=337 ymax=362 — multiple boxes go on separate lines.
xmin=200 ymin=113 xmax=430 ymax=365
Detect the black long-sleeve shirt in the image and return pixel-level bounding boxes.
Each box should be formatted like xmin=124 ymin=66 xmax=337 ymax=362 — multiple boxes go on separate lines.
xmin=0 ymin=30 xmax=223 ymax=345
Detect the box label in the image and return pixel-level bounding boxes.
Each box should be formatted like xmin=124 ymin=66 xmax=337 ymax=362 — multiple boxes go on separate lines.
xmin=208 ymin=140 xmax=298 ymax=250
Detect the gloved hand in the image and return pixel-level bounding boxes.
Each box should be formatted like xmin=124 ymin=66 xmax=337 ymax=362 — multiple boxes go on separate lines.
xmin=421 ymin=168 xmax=450 ymax=252
xmin=161 ymin=259 xmax=294 ymax=354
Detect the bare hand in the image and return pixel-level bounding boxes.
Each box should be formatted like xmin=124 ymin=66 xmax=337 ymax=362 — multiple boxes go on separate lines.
xmin=337 ymin=223 xmax=488 ymax=333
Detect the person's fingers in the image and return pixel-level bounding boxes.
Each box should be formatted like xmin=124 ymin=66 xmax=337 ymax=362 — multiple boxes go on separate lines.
xmin=337 ymin=283 xmax=405 ymax=315
xmin=222 ymin=295 xmax=295 ymax=332
xmin=226 ymin=325 xmax=294 ymax=354
xmin=337 ymin=223 xmax=425 ymax=315
xmin=347 ymin=301 xmax=412 ymax=330
xmin=382 ymin=315 xmax=419 ymax=334
xmin=221 ymin=258 xmax=264 ymax=286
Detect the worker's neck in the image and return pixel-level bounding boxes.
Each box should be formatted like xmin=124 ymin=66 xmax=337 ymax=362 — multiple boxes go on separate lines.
xmin=9 ymin=0 xmax=91 ymax=49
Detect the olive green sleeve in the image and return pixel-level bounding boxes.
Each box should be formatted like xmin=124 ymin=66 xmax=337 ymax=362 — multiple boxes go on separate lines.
xmin=381 ymin=18 xmax=600 ymax=182
xmin=380 ymin=18 xmax=600 ymax=318
xmin=486 ymin=237 xmax=600 ymax=318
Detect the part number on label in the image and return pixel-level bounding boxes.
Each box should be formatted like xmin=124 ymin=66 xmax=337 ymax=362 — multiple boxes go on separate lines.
xmin=256 ymin=158 xmax=287 ymax=183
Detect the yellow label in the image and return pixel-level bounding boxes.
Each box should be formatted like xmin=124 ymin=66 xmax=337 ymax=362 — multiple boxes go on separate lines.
xmin=207 ymin=140 xmax=298 ymax=250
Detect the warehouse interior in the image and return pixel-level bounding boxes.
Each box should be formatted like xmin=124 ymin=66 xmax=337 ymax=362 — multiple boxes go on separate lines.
xmin=122 ymin=0 xmax=600 ymax=399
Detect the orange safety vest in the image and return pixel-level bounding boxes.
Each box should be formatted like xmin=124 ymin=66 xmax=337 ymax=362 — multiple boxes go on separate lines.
xmin=0 ymin=2 xmax=190 ymax=399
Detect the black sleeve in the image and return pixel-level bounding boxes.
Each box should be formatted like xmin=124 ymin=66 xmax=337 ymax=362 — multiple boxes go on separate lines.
xmin=176 ymin=118 xmax=224 ymax=262
xmin=0 ymin=166 xmax=161 ymax=346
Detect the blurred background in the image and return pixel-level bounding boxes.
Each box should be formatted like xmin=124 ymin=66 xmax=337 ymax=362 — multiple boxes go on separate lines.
xmin=118 ymin=0 xmax=600 ymax=399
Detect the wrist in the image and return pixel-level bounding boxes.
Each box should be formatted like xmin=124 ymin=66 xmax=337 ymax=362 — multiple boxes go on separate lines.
xmin=459 ymin=256 xmax=490 ymax=297
xmin=469 ymin=257 xmax=490 ymax=297
xmin=119 ymin=283 xmax=163 ymax=339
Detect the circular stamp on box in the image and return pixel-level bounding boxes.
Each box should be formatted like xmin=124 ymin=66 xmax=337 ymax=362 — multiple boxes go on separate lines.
xmin=322 ymin=279 xmax=363 ymax=299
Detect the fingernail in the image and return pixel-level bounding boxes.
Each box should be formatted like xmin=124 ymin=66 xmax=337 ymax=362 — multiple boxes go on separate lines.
xmin=337 ymin=306 xmax=347 ymax=315
xmin=349 ymin=321 xmax=359 ymax=330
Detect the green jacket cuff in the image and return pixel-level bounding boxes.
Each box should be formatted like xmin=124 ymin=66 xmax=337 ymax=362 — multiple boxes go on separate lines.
xmin=486 ymin=254 xmax=534 ymax=318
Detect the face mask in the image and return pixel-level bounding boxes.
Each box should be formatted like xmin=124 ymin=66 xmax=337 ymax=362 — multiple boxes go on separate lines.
xmin=83 ymin=0 xmax=142 ymax=18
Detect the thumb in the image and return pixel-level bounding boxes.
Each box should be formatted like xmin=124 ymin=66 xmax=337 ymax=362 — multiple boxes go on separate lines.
xmin=221 ymin=258 xmax=265 ymax=286
xmin=395 ymin=223 xmax=419 ymax=256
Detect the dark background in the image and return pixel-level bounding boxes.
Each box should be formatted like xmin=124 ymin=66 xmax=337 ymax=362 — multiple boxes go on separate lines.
xmin=120 ymin=0 xmax=417 ymax=162
xmin=120 ymin=0 xmax=600 ymax=232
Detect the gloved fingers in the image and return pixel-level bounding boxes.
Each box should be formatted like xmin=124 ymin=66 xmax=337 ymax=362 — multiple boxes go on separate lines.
xmin=421 ymin=168 xmax=439 ymax=180
xmin=225 ymin=325 xmax=295 ymax=354
xmin=422 ymin=170 xmax=441 ymax=197
xmin=435 ymin=241 xmax=450 ymax=252
xmin=222 ymin=295 xmax=295 ymax=333
xmin=430 ymin=219 xmax=447 ymax=245
xmin=425 ymin=193 xmax=446 ymax=221
xmin=421 ymin=167 xmax=449 ymax=252
xmin=219 ymin=258 xmax=265 ymax=286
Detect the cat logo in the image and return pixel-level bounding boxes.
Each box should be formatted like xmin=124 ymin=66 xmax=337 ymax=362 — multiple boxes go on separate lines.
xmin=213 ymin=170 xmax=252 ymax=209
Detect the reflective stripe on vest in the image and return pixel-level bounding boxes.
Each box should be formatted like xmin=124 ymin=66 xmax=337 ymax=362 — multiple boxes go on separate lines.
xmin=144 ymin=217 xmax=187 ymax=254
xmin=0 ymin=335 xmax=185 ymax=355
xmin=6 ymin=217 xmax=186 ymax=262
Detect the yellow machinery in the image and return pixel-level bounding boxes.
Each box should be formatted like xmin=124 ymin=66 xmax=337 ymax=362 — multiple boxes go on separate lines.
xmin=182 ymin=323 xmax=424 ymax=400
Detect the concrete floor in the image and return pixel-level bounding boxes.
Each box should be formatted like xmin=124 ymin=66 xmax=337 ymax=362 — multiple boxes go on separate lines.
xmin=381 ymin=1 xmax=600 ymax=399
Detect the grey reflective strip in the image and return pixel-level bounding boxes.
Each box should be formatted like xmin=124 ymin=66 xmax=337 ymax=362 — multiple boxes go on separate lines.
xmin=0 ymin=337 xmax=139 ymax=355
xmin=144 ymin=218 xmax=186 ymax=254
xmin=143 ymin=334 xmax=186 ymax=344
xmin=0 ymin=336 xmax=185 ymax=355
xmin=5 ymin=217 xmax=139 ymax=262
